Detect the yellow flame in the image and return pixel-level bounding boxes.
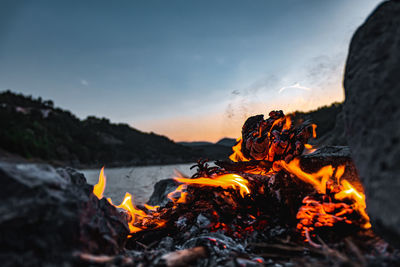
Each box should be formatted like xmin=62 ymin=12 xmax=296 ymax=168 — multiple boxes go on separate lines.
xmin=93 ymin=166 xmax=106 ymax=199
xmin=174 ymin=173 xmax=250 ymax=198
xmin=278 ymin=158 xmax=333 ymax=194
xmin=229 ymin=138 xmax=250 ymax=162
xmin=335 ymin=180 xmax=371 ymax=229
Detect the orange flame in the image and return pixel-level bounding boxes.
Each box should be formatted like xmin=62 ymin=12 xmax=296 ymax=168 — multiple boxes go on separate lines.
xmin=303 ymin=144 xmax=317 ymax=154
xmin=174 ymin=173 xmax=251 ymax=198
xmin=335 ymin=180 xmax=371 ymax=229
xmin=93 ymin=168 xmax=251 ymax=234
xmin=304 ymin=144 xmax=313 ymax=149
xmin=277 ymin=158 xmax=333 ymax=194
xmin=276 ymin=158 xmax=371 ymax=240
xmin=93 ymin=166 xmax=106 ymax=199
xmin=229 ymin=138 xmax=250 ymax=162
xmin=229 ymin=115 xmax=294 ymax=162
xmin=282 ymin=116 xmax=292 ymax=131
xmin=93 ymin=168 xmax=166 ymax=233
xmin=311 ymin=124 xmax=317 ymax=138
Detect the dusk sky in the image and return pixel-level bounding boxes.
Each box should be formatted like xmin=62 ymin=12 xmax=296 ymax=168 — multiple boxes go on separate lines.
xmin=0 ymin=0 xmax=383 ymax=142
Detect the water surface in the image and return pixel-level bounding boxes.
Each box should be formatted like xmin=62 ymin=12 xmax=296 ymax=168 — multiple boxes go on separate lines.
xmin=82 ymin=163 xmax=195 ymax=204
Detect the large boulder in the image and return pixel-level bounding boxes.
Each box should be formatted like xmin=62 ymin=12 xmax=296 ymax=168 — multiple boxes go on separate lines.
xmin=0 ymin=162 xmax=129 ymax=266
xmin=343 ymin=0 xmax=400 ymax=247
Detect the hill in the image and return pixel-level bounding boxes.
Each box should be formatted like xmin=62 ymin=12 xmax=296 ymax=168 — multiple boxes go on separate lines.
xmin=0 ymin=90 xmax=205 ymax=167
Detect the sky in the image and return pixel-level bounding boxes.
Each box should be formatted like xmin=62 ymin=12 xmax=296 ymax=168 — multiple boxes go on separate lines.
xmin=0 ymin=0 xmax=383 ymax=142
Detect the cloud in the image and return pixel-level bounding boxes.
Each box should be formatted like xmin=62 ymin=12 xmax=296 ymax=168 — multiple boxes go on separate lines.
xmin=80 ymin=79 xmax=89 ymax=86
xmin=231 ymin=90 xmax=240 ymax=96
xmin=278 ymin=82 xmax=311 ymax=93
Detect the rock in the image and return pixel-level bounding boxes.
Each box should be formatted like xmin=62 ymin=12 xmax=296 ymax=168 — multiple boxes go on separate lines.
xmin=316 ymin=111 xmax=348 ymax=146
xmin=301 ymin=146 xmax=361 ymax=189
xmin=0 ymin=162 xmax=129 ymax=266
xmin=147 ymin=178 xmax=180 ymax=206
xmin=343 ymin=0 xmax=400 ymax=247
xmin=196 ymin=214 xmax=211 ymax=229
xmin=302 ymin=145 xmax=351 ymax=159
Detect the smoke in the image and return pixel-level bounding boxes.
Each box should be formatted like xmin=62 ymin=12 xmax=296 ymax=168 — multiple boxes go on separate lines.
xmin=278 ymin=82 xmax=311 ymax=94
xmin=223 ymin=53 xmax=345 ymax=124
xmin=305 ymin=54 xmax=344 ymax=88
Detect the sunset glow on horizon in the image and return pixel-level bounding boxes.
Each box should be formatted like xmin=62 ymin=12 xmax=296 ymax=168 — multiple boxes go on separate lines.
xmin=136 ymin=83 xmax=344 ymax=142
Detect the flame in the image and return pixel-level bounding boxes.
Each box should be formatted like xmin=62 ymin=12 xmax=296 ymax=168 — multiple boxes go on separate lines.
xmin=229 ymin=115 xmax=293 ymax=162
xmin=282 ymin=116 xmax=292 ymax=131
xmin=93 ymin=166 xmax=106 ymax=199
xmin=276 ymin=158 xmax=371 ymax=240
xmin=304 ymin=144 xmax=313 ymax=149
xmin=335 ymin=180 xmax=371 ymax=229
xmin=174 ymin=173 xmax=251 ymax=198
xmin=91 ymin=115 xmax=371 ymax=242
xmin=311 ymin=124 xmax=317 ymax=138
xmin=229 ymin=138 xmax=250 ymax=162
xmin=93 ymin=168 xmax=166 ymax=233
xmin=167 ymin=184 xmax=189 ymax=205
xmin=277 ymin=158 xmax=333 ymax=194
xmin=93 ymin=168 xmax=251 ymax=234
xmin=334 ymin=165 xmax=345 ymax=184
xmin=270 ymin=116 xmax=285 ymax=133
xmin=116 ymin=193 xmax=147 ymax=233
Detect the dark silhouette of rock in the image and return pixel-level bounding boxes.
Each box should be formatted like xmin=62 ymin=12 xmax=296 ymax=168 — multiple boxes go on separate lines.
xmin=343 ymin=0 xmax=400 ymax=247
xmin=0 ymin=162 xmax=129 ymax=266
xmin=147 ymin=178 xmax=180 ymax=207
xmin=315 ymin=111 xmax=347 ymax=146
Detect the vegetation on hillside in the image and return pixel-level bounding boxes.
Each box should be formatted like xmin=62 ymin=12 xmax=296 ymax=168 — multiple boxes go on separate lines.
xmin=293 ymin=102 xmax=343 ymax=140
xmin=0 ymin=90 xmax=201 ymax=167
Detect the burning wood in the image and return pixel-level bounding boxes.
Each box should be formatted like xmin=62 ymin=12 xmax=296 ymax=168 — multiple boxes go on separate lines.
xmin=92 ymin=111 xmax=370 ymax=245
xmin=84 ymin=110 xmax=399 ymax=266
xmin=230 ymin=110 xmax=316 ymax=164
xmin=1 ymin=110 xmax=396 ymax=266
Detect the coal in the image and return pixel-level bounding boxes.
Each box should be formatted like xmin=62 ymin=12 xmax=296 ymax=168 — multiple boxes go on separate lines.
xmin=343 ymin=0 xmax=400 ymax=248
xmin=0 ymin=162 xmax=128 ymax=266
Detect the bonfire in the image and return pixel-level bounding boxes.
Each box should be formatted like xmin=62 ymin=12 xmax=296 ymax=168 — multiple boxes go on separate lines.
xmin=83 ymin=110 xmax=390 ymax=266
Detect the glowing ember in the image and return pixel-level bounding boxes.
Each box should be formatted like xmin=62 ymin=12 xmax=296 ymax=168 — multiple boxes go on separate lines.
xmin=296 ymin=196 xmax=354 ymax=241
xmin=311 ymin=124 xmax=317 ymax=138
xmin=276 ymin=158 xmax=371 ymax=240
